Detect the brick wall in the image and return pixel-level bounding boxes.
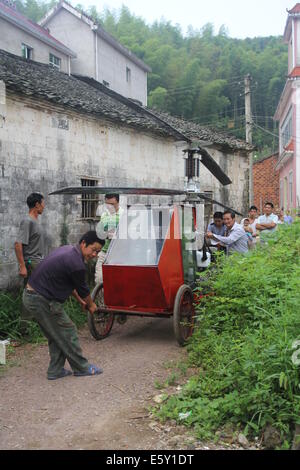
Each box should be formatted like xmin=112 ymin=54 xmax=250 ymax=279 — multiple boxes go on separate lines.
xmin=253 ymin=154 xmax=280 ymax=213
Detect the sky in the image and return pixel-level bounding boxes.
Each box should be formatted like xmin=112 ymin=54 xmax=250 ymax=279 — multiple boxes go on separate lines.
xmin=77 ymin=0 xmax=293 ymax=38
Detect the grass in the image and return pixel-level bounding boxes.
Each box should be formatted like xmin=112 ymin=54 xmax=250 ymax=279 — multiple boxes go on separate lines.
xmin=156 ymin=221 xmax=300 ymax=448
xmin=0 ymin=289 xmax=87 ymax=343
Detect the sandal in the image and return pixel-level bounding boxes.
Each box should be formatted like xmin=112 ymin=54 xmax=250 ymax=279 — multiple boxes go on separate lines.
xmin=73 ymin=364 xmax=103 ymax=377
xmin=47 ymin=368 xmax=73 ymax=380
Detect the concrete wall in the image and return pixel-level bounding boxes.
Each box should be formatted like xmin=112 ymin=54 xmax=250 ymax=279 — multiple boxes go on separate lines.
xmin=45 ymin=9 xmax=148 ymax=105
xmin=0 ymin=89 xmax=249 ymax=289
xmin=97 ymin=35 xmax=148 ymax=106
xmin=0 ymin=17 xmax=70 ymax=73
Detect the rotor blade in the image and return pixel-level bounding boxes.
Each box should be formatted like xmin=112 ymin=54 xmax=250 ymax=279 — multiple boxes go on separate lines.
xmin=198 ymin=194 xmax=243 ymax=217
xmin=199 ymin=148 xmax=232 ymax=186
xmin=49 ymin=187 xmax=187 ymax=196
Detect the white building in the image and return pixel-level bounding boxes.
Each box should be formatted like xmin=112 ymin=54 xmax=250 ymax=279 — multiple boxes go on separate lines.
xmin=39 ymin=1 xmax=151 ymax=106
xmin=0 ymin=0 xmax=76 ymax=74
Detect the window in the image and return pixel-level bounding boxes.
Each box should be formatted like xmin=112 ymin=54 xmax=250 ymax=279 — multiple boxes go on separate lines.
xmin=22 ymin=43 xmax=32 ymax=60
xmin=289 ymin=172 xmax=293 ymax=206
xmin=102 ymin=80 xmax=110 ymax=88
xmin=80 ymin=178 xmax=99 ymax=220
xmin=49 ymin=53 xmax=61 ymax=70
xmin=126 ymin=67 xmax=131 ymax=83
xmin=281 ymin=109 xmax=293 ymax=151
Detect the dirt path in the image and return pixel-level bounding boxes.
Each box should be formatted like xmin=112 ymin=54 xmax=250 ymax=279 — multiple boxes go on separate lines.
xmin=0 ymin=317 xmax=190 ymax=450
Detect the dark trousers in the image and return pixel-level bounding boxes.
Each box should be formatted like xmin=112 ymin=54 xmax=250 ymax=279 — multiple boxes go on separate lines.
xmin=22 ymin=289 xmax=89 ymax=377
xmin=21 ymin=260 xmax=40 ymax=321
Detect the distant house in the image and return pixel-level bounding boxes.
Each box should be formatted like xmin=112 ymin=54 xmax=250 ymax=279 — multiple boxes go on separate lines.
xmin=0 ymin=50 xmax=251 ymax=289
xmin=39 ymin=0 xmax=151 ymax=106
xmin=274 ymin=3 xmax=300 ymax=211
xmin=253 ymin=153 xmax=280 ymax=213
xmin=0 ymin=0 xmax=76 ymax=73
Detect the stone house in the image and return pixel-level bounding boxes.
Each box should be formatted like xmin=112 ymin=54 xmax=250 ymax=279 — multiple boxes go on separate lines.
xmin=0 ymin=49 xmax=251 ymax=289
xmin=39 ymin=0 xmax=151 ymax=106
xmin=0 ymin=0 xmax=76 ymax=73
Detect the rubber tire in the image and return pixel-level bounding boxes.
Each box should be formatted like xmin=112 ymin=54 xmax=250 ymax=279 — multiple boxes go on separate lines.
xmin=173 ymin=285 xmax=195 ymax=347
xmin=88 ymin=283 xmax=115 ymax=340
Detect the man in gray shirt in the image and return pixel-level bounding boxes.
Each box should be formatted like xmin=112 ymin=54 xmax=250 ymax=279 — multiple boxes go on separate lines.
xmin=15 ymin=193 xmax=45 ymax=321
xmin=206 ymin=210 xmax=249 ymax=255
xmin=15 ymin=192 xmax=45 ymax=282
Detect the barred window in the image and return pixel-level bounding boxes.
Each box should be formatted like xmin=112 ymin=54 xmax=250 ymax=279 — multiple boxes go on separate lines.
xmin=80 ymin=178 xmax=99 ymax=220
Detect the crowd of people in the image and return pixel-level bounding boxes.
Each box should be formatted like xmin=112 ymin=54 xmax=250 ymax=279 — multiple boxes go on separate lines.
xmin=206 ymin=202 xmax=294 ymax=255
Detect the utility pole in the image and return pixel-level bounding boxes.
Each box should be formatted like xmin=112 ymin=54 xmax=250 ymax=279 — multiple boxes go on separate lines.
xmin=245 ymin=74 xmax=253 ymax=206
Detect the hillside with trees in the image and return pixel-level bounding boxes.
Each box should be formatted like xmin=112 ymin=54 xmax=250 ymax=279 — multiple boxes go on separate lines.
xmin=15 ymin=0 xmax=288 ymax=158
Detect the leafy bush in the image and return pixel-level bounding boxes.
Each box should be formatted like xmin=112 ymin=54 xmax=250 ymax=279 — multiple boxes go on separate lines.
xmin=0 ymin=290 xmax=87 ymax=342
xmin=157 ymin=222 xmax=300 ymax=447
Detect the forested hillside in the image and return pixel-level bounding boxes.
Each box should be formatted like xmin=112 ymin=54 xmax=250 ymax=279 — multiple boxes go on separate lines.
xmin=15 ymin=0 xmax=288 ymax=157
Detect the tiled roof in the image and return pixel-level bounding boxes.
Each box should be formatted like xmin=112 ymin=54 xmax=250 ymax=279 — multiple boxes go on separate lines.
xmin=0 ymin=1 xmax=76 ymax=57
xmin=148 ymin=109 xmax=254 ymax=152
xmin=0 ymin=49 xmax=252 ymax=152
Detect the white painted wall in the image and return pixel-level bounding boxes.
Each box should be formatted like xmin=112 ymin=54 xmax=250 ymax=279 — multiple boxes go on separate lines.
xmin=0 ymin=17 xmax=70 ymax=72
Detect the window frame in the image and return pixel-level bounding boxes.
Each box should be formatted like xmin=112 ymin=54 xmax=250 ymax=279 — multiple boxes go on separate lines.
xmin=280 ymin=108 xmax=293 ymax=152
xmin=21 ymin=43 xmax=33 ymax=60
xmin=49 ymin=53 xmax=61 ymax=70
xmin=79 ymin=177 xmax=99 ymax=221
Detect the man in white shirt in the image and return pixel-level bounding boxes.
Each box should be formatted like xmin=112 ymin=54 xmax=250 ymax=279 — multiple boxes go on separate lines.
xmin=256 ymin=202 xmax=278 ymax=242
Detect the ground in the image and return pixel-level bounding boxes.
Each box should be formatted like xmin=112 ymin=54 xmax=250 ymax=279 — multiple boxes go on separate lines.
xmin=0 ymin=317 xmax=258 ymax=450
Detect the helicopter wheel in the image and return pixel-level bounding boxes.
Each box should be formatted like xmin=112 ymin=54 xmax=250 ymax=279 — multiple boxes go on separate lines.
xmin=88 ymin=283 xmax=115 ymax=340
xmin=173 ymin=285 xmax=195 ymax=347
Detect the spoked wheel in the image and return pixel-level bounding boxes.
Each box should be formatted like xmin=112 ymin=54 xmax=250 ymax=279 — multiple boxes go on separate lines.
xmin=88 ymin=283 xmax=115 ymax=340
xmin=173 ymin=285 xmax=195 ymax=346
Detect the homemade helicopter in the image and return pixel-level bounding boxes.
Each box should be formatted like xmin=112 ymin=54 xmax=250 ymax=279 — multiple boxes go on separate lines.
xmin=50 ymin=147 xmax=243 ymax=346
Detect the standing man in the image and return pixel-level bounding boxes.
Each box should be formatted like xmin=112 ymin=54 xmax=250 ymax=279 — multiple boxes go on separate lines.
xmin=14 ymin=193 xmax=45 ymax=285
xmin=256 ymin=202 xmax=278 ymax=243
xmin=206 ymin=210 xmax=249 ymax=255
xmin=22 ymin=231 xmax=105 ymax=380
xmin=95 ymin=194 xmax=120 ymax=285
xmin=15 ymin=193 xmax=45 ymax=322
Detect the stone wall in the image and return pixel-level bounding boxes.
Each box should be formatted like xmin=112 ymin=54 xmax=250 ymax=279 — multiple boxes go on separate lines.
xmin=0 ymin=89 xmax=249 ymax=289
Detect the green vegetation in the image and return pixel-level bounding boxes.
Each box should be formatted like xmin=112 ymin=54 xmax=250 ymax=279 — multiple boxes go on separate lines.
xmin=0 ymin=290 xmax=86 ymax=342
xmin=156 ymin=222 xmax=300 ymax=448
xmin=15 ymin=1 xmax=287 ymax=158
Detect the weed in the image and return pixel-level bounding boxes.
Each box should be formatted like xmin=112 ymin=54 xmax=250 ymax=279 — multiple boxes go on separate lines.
xmin=156 ymin=222 xmax=300 ymax=447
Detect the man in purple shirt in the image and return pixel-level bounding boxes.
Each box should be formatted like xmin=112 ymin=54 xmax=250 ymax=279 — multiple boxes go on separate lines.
xmin=22 ymin=231 xmax=105 ymax=380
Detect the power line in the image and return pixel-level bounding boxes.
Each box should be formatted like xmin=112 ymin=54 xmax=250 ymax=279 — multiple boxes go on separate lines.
xmin=252 ymin=121 xmax=279 ymax=139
